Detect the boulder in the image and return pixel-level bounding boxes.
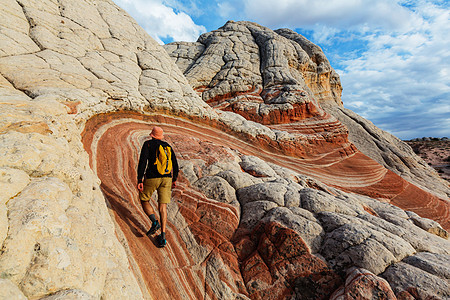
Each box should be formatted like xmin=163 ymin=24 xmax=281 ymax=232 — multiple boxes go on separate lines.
xmin=261 ymin=207 xmax=324 ymax=253
xmin=236 ymin=221 xmax=342 ymax=300
xmin=330 ymin=268 xmax=396 ymax=300
xmin=237 ymin=181 xmax=287 ymax=206
xmin=403 ymin=252 xmax=450 ymax=279
xmin=284 ymin=182 xmax=303 ymax=207
xmin=216 ymin=169 xmax=262 ymax=190
xmin=358 ymin=211 xmax=450 ymax=255
xmin=178 ymin=159 xmax=200 ymax=184
xmin=300 ymin=188 xmax=363 ymax=216
xmin=240 ymin=200 xmax=278 ymax=229
xmin=406 ymin=211 xmax=448 ymax=239
xmin=239 ymin=155 xmax=278 ymax=178
xmin=320 ymin=221 xmax=415 ymax=275
xmin=382 ymin=260 xmax=450 ymax=299
xmin=193 ymin=175 xmax=237 ymax=205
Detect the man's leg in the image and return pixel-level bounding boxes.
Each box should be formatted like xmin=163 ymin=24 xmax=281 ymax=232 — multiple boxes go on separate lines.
xmin=159 ymin=202 xmax=167 ymax=235
xmin=142 ymin=200 xmax=160 ymax=235
xmin=141 ymin=200 xmax=157 ymax=221
xmin=139 ymin=178 xmax=161 ymax=235
xmin=155 ymin=178 xmax=171 ymax=247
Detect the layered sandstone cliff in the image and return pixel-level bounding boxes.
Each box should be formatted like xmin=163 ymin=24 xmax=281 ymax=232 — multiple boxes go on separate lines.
xmin=1 ymin=1 xmax=449 ymax=300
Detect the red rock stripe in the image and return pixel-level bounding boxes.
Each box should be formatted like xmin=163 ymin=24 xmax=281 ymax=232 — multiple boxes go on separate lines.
xmin=82 ymin=111 xmax=450 ymax=300
xmin=83 ymin=111 xmax=449 ymax=231
xmin=90 ymin=121 xmax=206 ymax=299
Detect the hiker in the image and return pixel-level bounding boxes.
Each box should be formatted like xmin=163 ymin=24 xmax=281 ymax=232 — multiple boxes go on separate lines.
xmin=137 ymin=126 xmax=179 ymax=248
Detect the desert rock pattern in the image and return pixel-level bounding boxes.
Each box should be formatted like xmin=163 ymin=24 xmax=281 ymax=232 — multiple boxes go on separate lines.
xmin=0 ymin=1 xmax=449 ymax=300
xmin=164 ymin=21 xmax=450 ymax=201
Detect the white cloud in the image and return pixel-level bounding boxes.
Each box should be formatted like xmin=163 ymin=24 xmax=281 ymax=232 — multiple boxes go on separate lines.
xmin=311 ymin=25 xmax=339 ymax=45
xmin=114 ymin=0 xmax=206 ymax=44
xmin=237 ymin=0 xmax=417 ymax=32
xmin=339 ymin=1 xmax=450 ymax=138
xmin=217 ymin=2 xmax=237 ymax=19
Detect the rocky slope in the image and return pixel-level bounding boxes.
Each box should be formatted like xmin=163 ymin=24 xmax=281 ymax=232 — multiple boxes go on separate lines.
xmin=0 ymin=1 xmax=449 ymax=299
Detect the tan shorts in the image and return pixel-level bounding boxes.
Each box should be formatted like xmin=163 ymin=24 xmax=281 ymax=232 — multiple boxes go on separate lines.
xmin=139 ymin=177 xmax=172 ymax=204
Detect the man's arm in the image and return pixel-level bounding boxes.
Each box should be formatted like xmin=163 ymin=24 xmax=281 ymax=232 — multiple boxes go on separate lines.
xmin=171 ymin=148 xmax=179 ymax=183
xmin=137 ymin=141 xmax=148 ymax=184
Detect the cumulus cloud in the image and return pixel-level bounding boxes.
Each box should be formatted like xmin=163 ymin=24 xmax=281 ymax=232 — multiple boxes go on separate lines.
xmin=339 ymin=1 xmax=450 ymax=139
xmin=114 ymin=0 xmax=206 ymax=44
xmin=221 ymin=0 xmax=418 ymax=31
xmin=216 ymin=0 xmax=449 ymax=138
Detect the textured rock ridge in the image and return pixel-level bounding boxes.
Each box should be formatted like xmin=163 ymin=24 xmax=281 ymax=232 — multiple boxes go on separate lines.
xmin=164 ymin=21 xmax=343 ymax=128
xmin=1 ymin=1 xmax=450 ymax=299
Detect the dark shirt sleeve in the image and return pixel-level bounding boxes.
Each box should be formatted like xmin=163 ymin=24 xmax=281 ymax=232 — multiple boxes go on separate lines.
xmin=137 ymin=142 xmax=148 ymax=183
xmin=171 ymin=148 xmax=179 ymax=182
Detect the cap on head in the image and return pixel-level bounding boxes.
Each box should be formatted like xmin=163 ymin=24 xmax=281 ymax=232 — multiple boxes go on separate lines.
xmin=150 ymin=126 xmax=164 ymax=140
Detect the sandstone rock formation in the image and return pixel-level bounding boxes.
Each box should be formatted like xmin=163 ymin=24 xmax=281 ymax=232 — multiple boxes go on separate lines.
xmin=84 ymin=113 xmax=450 ymax=299
xmin=1 ymin=1 xmax=449 ymax=299
xmin=164 ymin=20 xmax=450 ymax=200
xmin=330 ymin=268 xmax=397 ymax=300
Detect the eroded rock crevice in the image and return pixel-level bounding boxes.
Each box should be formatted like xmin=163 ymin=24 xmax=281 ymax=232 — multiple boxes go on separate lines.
xmin=15 ymin=0 xmax=45 ymax=52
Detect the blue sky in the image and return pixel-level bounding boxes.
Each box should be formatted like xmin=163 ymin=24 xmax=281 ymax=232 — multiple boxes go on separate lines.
xmin=114 ymin=0 xmax=449 ymax=140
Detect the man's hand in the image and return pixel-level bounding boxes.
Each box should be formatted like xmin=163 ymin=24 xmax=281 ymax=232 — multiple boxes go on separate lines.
xmin=172 ymin=181 xmax=177 ymax=189
xmin=137 ymin=182 xmax=143 ymax=192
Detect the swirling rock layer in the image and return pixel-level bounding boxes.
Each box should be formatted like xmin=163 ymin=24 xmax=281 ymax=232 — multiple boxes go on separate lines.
xmin=83 ymin=111 xmax=449 ymax=230
xmin=322 ymin=104 xmax=450 ymax=200
xmin=82 ymin=111 xmax=450 ymax=299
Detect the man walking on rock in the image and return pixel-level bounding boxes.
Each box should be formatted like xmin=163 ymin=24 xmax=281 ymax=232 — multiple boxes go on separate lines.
xmin=137 ymin=126 xmax=179 ymax=248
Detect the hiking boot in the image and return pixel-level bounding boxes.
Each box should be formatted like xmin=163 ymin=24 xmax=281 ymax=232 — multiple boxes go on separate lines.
xmin=156 ymin=234 xmax=167 ymax=248
xmin=146 ymin=221 xmax=160 ymax=236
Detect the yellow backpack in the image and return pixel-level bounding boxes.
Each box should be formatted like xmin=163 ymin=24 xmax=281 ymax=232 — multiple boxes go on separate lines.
xmin=154 ymin=144 xmax=172 ymax=175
